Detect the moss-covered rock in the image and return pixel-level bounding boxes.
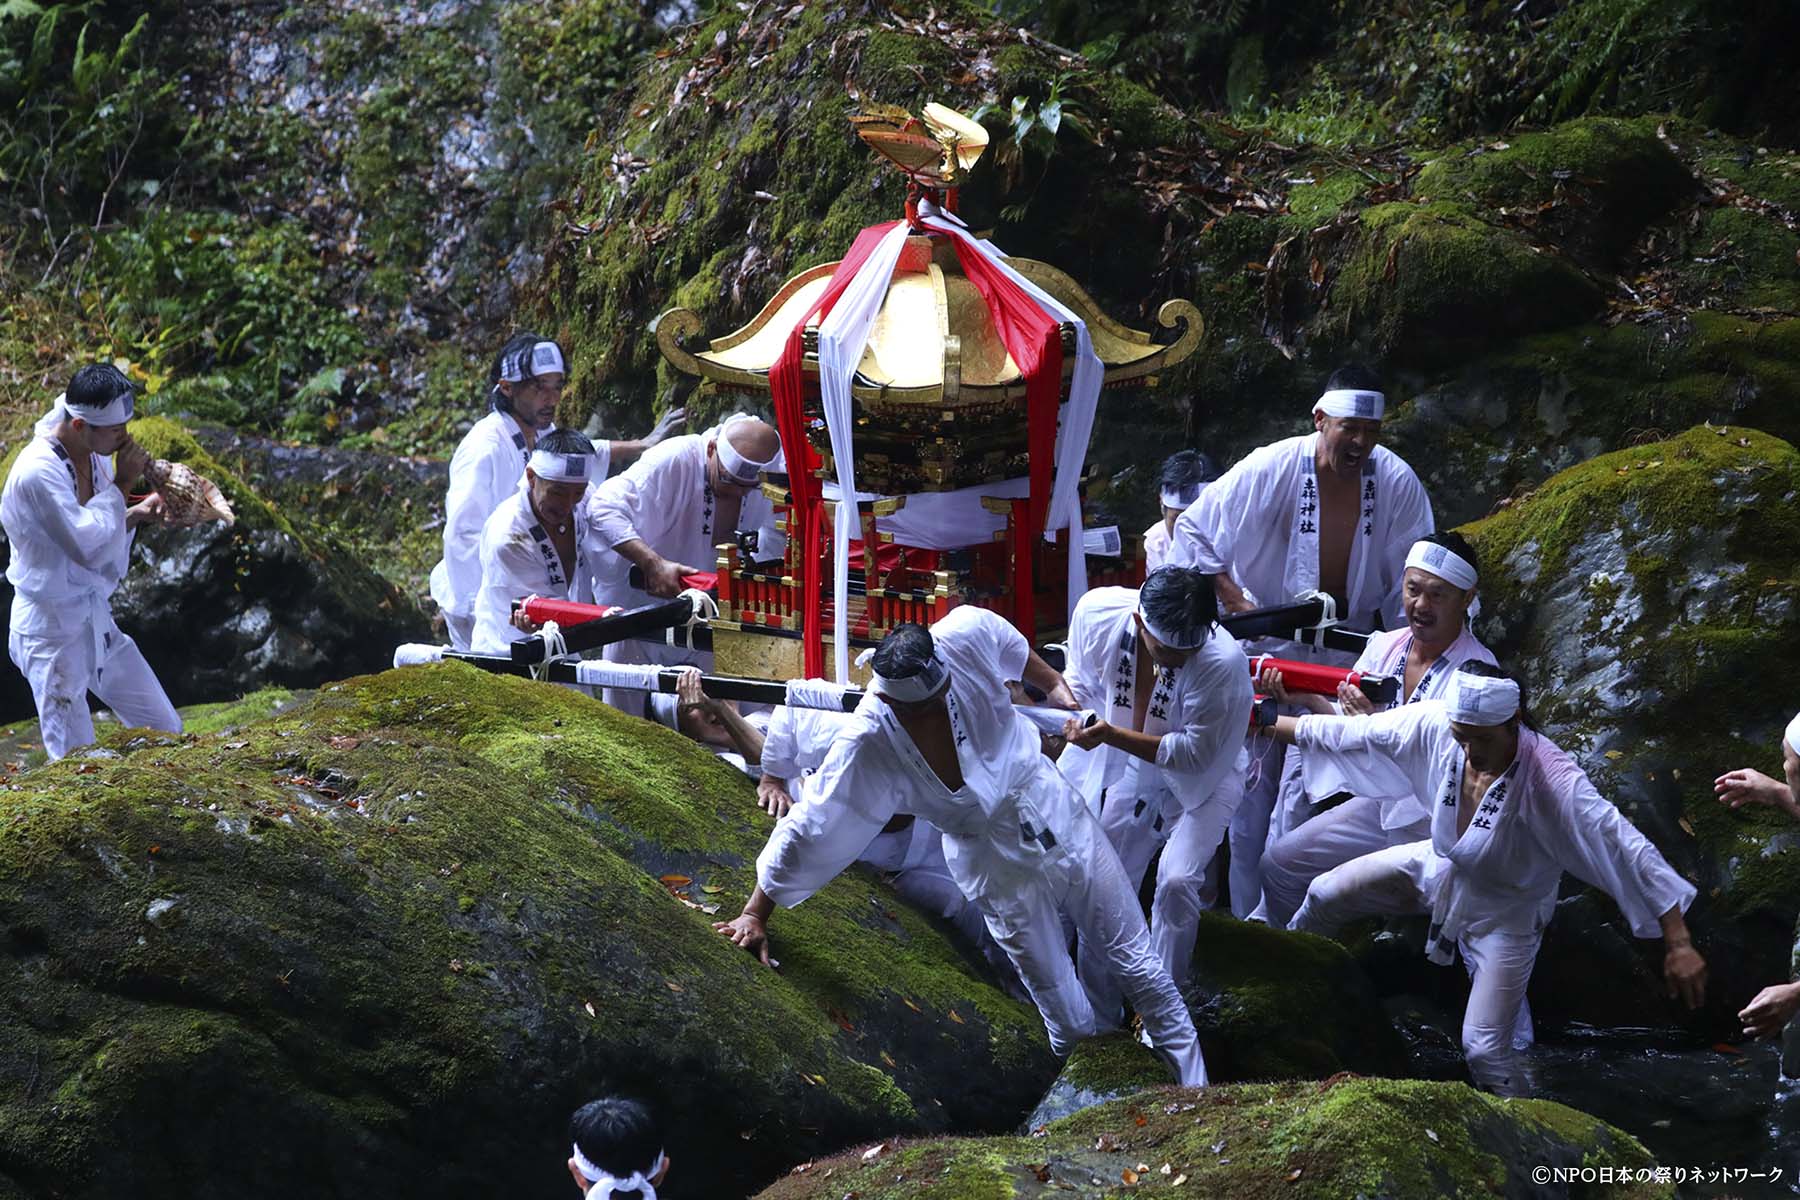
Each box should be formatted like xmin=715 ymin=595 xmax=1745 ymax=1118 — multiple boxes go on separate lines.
xmin=1462 ymin=425 xmax=1800 ymax=1030
xmin=1183 ymin=913 xmax=1411 ymax=1082
xmin=0 ymin=663 xmax=1052 ymax=1198
xmin=538 ymin=0 xmax=1192 ymax=429
xmin=1413 ymin=117 xmax=1696 ymax=266
xmin=757 ymin=1076 xmax=1670 ymax=1199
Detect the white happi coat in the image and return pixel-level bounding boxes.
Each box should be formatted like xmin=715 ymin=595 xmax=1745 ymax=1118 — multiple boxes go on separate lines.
xmin=432 ymin=410 xmax=610 ymax=627
xmin=1169 ymin=434 xmax=1433 ymax=634
xmin=759 ymin=705 xmax=858 ymax=783
xmin=757 ymin=606 xmax=1101 ymax=913
xmin=586 ymin=431 xmax=780 ymax=611
xmin=1058 ymin=586 xmax=1250 ymax=818
xmin=1293 ymin=703 xmax=1695 ymax=960
xmin=1142 ymin=519 xmax=1171 ymax=573
xmin=3 ymin=436 xmax=131 ymax=642
xmin=470 ymin=487 xmax=599 ymax=655
xmin=1286 ymin=624 xmax=1497 ymax=836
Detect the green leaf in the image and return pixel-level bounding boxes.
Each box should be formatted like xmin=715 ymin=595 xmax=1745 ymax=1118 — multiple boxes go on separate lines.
xmin=1039 ymin=98 xmax=1062 ymax=136
xmin=0 ymin=0 xmax=44 ymax=25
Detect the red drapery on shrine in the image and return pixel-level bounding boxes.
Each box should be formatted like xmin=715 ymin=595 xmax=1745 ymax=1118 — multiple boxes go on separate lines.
xmin=768 ymin=220 xmax=904 ymax=678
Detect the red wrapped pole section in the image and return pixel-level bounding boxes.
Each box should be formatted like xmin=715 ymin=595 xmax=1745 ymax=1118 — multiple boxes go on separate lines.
xmin=519 ymin=598 xmax=625 ymax=628
xmin=1248 ymin=655 xmax=1395 ymax=706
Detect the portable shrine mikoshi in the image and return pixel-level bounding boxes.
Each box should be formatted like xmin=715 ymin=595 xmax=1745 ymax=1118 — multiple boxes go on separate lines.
xmin=649 ymin=102 xmax=1204 ymax=684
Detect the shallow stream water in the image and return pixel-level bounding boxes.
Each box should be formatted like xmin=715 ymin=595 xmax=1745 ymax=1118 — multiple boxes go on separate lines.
xmin=1529 ymin=1027 xmax=1799 ymax=1199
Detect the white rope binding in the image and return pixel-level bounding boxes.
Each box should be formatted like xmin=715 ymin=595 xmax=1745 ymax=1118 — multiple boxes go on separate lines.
xmin=668 ymin=587 xmax=719 ymax=646
xmin=531 ymin=620 xmax=569 ymax=681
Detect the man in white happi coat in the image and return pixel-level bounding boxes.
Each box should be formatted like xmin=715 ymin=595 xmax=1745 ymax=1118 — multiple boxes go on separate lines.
xmin=1058 ymin=566 xmax=1250 ymax=1013
xmin=1142 ymin=451 xmax=1216 ymax=574
xmin=1256 ymin=532 xmax=1497 ymax=927
xmin=714 ymin=608 xmax=1207 ymax=1085
xmin=1 ymin=364 xmax=180 ymax=759
xmin=470 ymin=429 xmax=604 ymax=656
xmin=1168 ymin=365 xmax=1435 ymax=918
xmin=586 ymin=415 xmax=784 ymax=705
xmin=714 ymin=697 xmax=1018 ymax=989
xmin=430 ymin=333 xmax=681 ymax=651
xmin=1261 ymin=662 xmax=1707 ymax=1095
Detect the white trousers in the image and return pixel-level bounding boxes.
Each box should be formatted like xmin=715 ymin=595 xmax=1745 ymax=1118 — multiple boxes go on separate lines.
xmin=1228 ymin=731 xmax=1283 ymax=917
xmin=980 ymin=833 xmax=1208 ymax=1086
xmin=1260 ymin=795 xmax=1429 ymax=928
xmin=1081 ymin=776 xmax=1238 ymax=1017
xmin=9 ymin=624 xmax=180 ymax=760
xmin=443 ymin=611 xmax=476 ymax=653
xmin=1289 ymin=841 xmax=1538 ymax=1096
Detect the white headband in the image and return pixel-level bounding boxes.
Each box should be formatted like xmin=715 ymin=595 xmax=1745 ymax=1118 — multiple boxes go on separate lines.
xmin=572 ymin=1143 xmax=663 ymax=1200
xmin=856 ymin=646 xmax=951 ymax=702
xmin=1313 ymin=388 xmax=1385 ymax=421
xmin=1138 ymin=604 xmax=1206 ymax=651
xmin=528 ymin=447 xmax=591 ymax=484
xmin=1404 ymin=540 xmax=1478 ymax=592
xmin=715 ymin=418 xmax=779 ymax=485
xmin=501 ymin=340 xmax=566 ymax=382
xmin=1446 ymin=674 xmax=1520 ymax=726
xmin=60 ymin=389 xmax=135 ymax=427
xmin=1159 ymin=484 xmax=1201 ymax=511
xmin=1785 ymin=712 xmax=1800 ymax=757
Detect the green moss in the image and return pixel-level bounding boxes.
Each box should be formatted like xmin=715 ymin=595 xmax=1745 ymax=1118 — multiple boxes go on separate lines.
xmin=1185 ymin=913 xmax=1410 ymax=1080
xmin=1323 ymin=200 xmax=1601 ymax=355
xmin=1286 ymin=171 xmax=1366 ymax=224
xmin=1060 ymin=1031 xmax=1167 ymax=1095
xmin=757 ymin=1078 xmax=1671 ymax=1200
xmin=178 ymin=688 xmax=297 ymax=736
xmin=1414 ymin=116 xmax=1694 ymax=262
xmin=0 ymin=663 xmax=1053 ymax=1195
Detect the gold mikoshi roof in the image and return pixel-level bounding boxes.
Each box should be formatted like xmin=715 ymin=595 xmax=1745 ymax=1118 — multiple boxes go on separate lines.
xmin=651 ymin=233 xmax=1202 ymax=406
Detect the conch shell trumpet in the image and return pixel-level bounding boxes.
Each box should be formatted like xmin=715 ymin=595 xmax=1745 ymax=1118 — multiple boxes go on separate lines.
xmin=143 ymin=458 xmax=235 ymax=526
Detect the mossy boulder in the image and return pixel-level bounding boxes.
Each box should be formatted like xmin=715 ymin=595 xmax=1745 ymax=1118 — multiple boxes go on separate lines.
xmin=539 ymin=0 xmax=1191 ymax=429
xmin=1025 ymin=1032 xmax=1167 ymax=1129
xmin=1183 ymin=913 xmax=1411 ymax=1082
xmin=1414 ymin=117 xmax=1697 ymax=266
xmin=757 ymin=1077 xmax=1670 ymax=1199
xmin=115 ymin=417 xmax=429 ymax=707
xmin=1462 ymin=425 xmax=1800 ymax=1030
xmin=1314 ymin=200 xmax=1602 ymax=357
xmin=0 ymin=663 xmax=1053 ymax=1199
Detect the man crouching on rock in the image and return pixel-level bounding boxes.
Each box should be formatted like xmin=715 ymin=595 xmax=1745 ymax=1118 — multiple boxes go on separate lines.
xmin=713 ymin=607 xmax=1209 ymax=1087
xmin=1 ymin=364 xmax=179 ymax=759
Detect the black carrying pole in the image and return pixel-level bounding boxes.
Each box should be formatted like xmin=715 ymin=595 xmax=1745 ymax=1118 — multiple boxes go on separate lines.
xmin=441 ymin=651 xmax=1093 ymax=729
xmin=509 ymin=596 xmax=710 ymax=664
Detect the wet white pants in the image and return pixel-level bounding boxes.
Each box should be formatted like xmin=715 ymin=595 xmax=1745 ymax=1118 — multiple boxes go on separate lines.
xmin=982 ymin=832 xmax=1208 ymax=1086
xmin=9 ymin=623 xmax=180 ymax=760
xmin=1289 ymin=840 xmax=1538 ymax=1095
xmin=1260 ymin=796 xmax=1430 ymax=928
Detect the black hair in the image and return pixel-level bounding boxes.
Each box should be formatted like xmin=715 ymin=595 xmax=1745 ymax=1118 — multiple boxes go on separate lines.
xmin=1157 ymin=450 xmax=1218 ymax=507
xmin=1140 ymin=566 xmax=1218 ymax=645
xmin=1324 ymin=363 xmax=1382 ymax=393
xmin=67 ymin=363 xmax=133 ymax=415
xmin=537 ymin=427 xmax=595 ymax=458
xmin=871 ymin=623 xmax=936 ymax=679
xmin=1418 ymin=530 xmax=1480 ymax=586
xmin=569 ymin=1096 xmax=662 ymax=1188
xmin=1454 ymin=659 xmax=1536 ymax=730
